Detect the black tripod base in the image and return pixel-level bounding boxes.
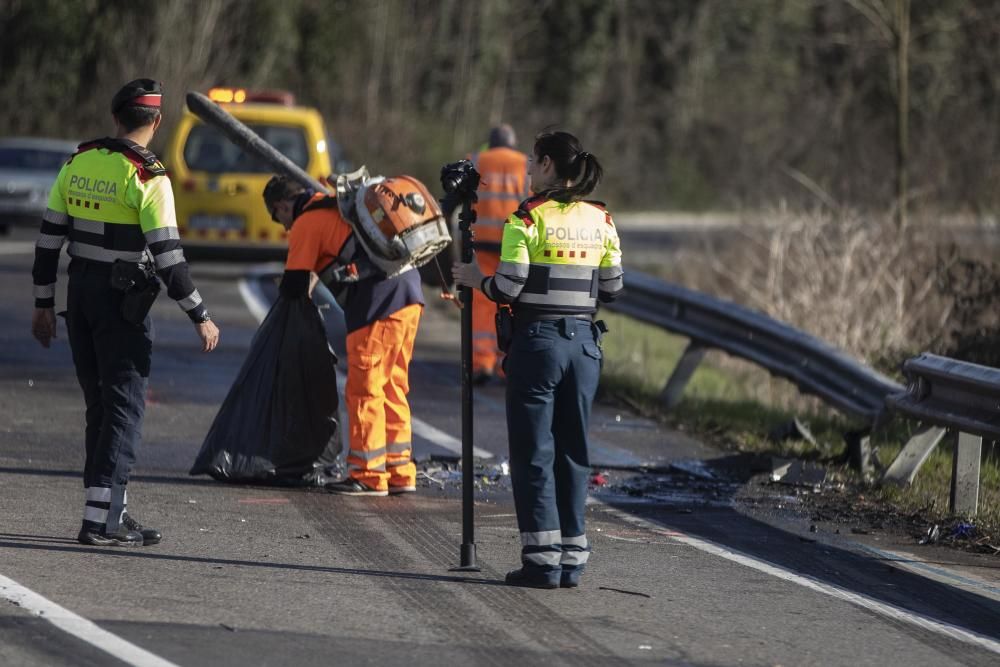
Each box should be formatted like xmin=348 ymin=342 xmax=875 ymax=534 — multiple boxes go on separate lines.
xmin=449 ymin=542 xmax=480 ymax=572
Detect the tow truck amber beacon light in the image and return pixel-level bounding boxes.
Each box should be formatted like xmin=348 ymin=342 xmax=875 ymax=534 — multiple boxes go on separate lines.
xmin=207 ymin=87 xmax=295 ymax=107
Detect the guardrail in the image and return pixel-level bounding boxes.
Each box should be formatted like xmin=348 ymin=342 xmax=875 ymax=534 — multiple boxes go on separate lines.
xmin=884 ymin=354 xmax=999 ymax=516
xmin=604 ymin=271 xmax=903 ymax=426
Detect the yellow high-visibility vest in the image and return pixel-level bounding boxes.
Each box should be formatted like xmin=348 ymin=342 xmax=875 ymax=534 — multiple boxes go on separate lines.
xmin=486 ymin=196 xmax=624 ymax=314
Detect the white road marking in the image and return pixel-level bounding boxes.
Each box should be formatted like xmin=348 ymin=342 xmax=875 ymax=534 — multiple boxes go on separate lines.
xmin=237 ymin=277 xmax=271 ymax=325
xmin=0 ymin=241 xmax=36 ymax=255
xmin=239 ymin=272 xmax=492 ymax=461
xmin=853 ymin=542 xmax=1000 ymax=602
xmin=411 ymin=416 xmax=493 ymax=459
xmin=597 ymin=505 xmax=1000 ymax=656
xmin=0 ymin=574 xmax=181 ymax=667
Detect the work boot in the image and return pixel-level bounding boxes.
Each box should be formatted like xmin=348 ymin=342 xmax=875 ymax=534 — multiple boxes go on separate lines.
xmin=560 ymin=569 xmax=582 ymax=589
xmin=325 ymin=478 xmax=388 ymax=497
xmin=504 ymin=568 xmax=560 ymax=590
xmin=122 ymin=512 xmax=161 ymax=545
xmin=77 ymin=521 xmax=143 ymax=547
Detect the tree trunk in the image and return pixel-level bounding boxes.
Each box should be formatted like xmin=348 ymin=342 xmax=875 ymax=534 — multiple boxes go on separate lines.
xmin=895 ymin=0 xmax=910 ymax=229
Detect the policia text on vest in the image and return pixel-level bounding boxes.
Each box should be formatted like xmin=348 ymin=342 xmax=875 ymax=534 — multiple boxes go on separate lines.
xmin=30 ymin=79 xmax=220 ymax=548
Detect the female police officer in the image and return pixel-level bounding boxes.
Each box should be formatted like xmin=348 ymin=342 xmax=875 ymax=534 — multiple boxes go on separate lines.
xmin=453 ymin=131 xmax=624 ymax=589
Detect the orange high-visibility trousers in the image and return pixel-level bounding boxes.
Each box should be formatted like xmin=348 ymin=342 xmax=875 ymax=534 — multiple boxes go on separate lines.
xmin=345 ymin=303 xmax=422 ymax=491
xmin=472 ymin=250 xmax=501 ymax=376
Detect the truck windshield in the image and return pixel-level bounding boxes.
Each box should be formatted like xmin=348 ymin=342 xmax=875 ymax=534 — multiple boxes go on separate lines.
xmin=183 ymin=124 xmax=309 ymax=174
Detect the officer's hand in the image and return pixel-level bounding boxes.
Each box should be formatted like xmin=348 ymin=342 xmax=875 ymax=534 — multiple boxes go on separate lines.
xmin=452 ymin=259 xmax=485 ymax=290
xmin=31 ymin=308 xmax=57 ymax=349
xmin=195 ymin=320 xmax=220 ymax=352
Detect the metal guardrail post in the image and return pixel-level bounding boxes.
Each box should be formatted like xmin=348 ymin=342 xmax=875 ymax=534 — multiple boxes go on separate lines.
xmin=659 ymin=343 xmax=706 ymax=410
xmin=951 ymin=432 xmax=982 ymax=516
xmin=882 ymin=425 xmax=948 ymax=487
xmin=844 ymin=430 xmax=873 ymax=475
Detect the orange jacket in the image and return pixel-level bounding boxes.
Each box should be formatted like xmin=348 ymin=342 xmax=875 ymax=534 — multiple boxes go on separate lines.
xmin=285 ymin=193 xmax=423 ymax=333
xmin=471 ymin=147 xmax=529 ymax=249
xmin=285 ymin=193 xmax=351 ymax=273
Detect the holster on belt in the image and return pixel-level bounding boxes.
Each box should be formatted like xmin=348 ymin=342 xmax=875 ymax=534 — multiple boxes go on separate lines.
xmin=594 ymin=318 xmax=608 ymax=339
xmin=495 ymin=305 xmax=513 ymax=353
xmin=111 ymin=259 xmax=160 ymax=325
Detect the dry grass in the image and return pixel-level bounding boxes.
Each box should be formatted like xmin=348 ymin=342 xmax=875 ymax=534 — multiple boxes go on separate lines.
xmin=644 ymin=208 xmax=956 ymax=370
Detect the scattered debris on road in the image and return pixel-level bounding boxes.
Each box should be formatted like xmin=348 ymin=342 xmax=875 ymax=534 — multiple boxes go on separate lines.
xmin=768 ymin=417 xmax=817 ymax=447
xmin=919 ymin=524 xmax=940 ymax=545
xmin=768 ymin=459 xmax=826 ymax=489
xmin=599 ymin=586 xmax=652 ymax=599
xmin=415 ymin=458 xmax=512 ymax=492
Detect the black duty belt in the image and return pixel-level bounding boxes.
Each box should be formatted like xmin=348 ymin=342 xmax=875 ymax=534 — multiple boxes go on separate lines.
xmin=513 ymin=312 xmax=593 ymax=328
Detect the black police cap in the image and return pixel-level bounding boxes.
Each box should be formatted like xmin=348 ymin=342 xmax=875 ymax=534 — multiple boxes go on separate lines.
xmin=111 ymin=79 xmax=163 ymax=114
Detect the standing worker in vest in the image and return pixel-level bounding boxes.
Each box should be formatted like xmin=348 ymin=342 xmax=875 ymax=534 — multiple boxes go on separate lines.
xmin=263 ymin=176 xmax=423 ymax=496
xmin=30 ymin=79 xmax=220 ymax=547
xmin=469 ymin=124 xmax=529 ymax=384
xmin=453 ymin=131 xmax=624 ymax=589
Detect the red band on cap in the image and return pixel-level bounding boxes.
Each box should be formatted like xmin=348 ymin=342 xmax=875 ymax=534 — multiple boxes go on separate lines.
xmin=130 ymin=95 xmax=162 ymax=107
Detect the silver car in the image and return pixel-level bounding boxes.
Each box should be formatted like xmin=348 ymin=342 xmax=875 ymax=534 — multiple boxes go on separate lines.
xmin=0 ymin=137 xmax=79 ymax=233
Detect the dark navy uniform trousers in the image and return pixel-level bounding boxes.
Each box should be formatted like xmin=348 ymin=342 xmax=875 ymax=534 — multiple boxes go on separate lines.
xmin=65 ymin=259 xmax=152 ymax=533
xmin=505 ymin=316 xmax=602 ymax=577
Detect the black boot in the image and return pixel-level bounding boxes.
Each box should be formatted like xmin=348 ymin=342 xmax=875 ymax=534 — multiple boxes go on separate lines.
xmin=77 ymin=521 xmax=143 ymax=547
xmin=122 ymin=512 xmax=161 ymax=546
xmin=505 ymin=568 xmax=560 ymax=589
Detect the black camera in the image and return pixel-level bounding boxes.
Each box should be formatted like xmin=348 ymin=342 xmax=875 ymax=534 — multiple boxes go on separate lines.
xmin=440 ymin=159 xmax=480 ymax=199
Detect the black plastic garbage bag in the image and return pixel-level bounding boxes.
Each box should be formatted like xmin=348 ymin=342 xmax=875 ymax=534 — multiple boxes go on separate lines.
xmin=191 ymin=295 xmax=340 ymax=484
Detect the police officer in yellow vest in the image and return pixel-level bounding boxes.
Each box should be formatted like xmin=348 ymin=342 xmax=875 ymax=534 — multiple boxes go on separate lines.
xmin=30 ymin=79 xmax=220 ymax=547
xmin=454 ymin=131 xmax=624 ymax=589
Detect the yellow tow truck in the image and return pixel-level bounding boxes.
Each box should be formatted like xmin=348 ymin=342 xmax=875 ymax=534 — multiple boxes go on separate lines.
xmin=164 ymin=88 xmax=336 ymax=257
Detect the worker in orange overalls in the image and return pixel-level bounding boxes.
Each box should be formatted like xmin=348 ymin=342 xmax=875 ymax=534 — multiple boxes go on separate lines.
xmin=263 ymin=175 xmax=423 ymax=496
xmin=469 ymin=125 xmax=529 ymax=384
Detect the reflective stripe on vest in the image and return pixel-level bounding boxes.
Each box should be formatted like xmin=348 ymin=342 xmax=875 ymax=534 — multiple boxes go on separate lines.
xmin=517 ymin=263 xmax=598 ymax=309
xmin=472 ymin=147 xmax=528 ymax=245
xmin=66 ymin=242 xmax=143 ymax=263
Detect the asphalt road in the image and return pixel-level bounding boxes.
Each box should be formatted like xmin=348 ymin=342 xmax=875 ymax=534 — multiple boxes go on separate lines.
xmin=1 ymin=231 xmax=999 ymax=666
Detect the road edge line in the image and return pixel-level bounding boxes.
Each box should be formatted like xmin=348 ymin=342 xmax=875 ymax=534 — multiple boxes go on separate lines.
xmin=0 ymin=573 xmax=182 ymax=667
xmin=596 ymin=503 xmax=1000 ymax=657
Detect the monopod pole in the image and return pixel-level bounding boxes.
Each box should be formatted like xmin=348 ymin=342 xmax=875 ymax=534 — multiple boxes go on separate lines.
xmin=454 ymin=202 xmax=480 ymax=571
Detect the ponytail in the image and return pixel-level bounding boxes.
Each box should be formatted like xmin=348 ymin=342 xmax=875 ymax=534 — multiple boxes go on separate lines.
xmin=533 ymin=131 xmax=603 ymax=203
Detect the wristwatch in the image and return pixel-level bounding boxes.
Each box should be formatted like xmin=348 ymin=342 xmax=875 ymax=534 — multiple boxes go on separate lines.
xmin=193 ymin=310 xmax=212 ymax=324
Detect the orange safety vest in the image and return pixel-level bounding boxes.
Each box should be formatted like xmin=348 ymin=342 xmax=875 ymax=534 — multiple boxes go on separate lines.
xmin=471 ymin=147 xmax=529 ymax=251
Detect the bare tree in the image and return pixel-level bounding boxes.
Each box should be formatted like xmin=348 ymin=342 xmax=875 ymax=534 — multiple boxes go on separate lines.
xmin=844 ymin=0 xmax=911 ymax=228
